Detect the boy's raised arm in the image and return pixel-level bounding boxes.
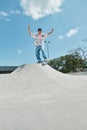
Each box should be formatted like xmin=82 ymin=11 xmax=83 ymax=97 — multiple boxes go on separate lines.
xmin=47 ymin=28 xmax=54 ymax=36
xmin=28 ymin=25 xmax=32 ymax=36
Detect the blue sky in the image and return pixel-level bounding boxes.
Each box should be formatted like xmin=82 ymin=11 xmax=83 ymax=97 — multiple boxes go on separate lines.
xmin=0 ymin=0 xmax=87 ymax=66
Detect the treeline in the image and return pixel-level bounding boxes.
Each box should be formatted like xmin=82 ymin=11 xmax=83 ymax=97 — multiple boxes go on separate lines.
xmin=49 ymin=46 xmax=87 ymax=73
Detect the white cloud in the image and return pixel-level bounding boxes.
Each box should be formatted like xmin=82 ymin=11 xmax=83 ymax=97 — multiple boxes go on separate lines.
xmin=59 ymin=35 xmax=63 ymax=39
xmin=10 ymin=10 xmax=15 ymax=14
xmin=20 ymin=0 xmax=63 ymax=19
xmin=10 ymin=10 xmax=21 ymax=15
xmin=0 ymin=10 xmax=21 ymax=22
xmin=5 ymin=18 xmax=11 ymax=22
xmin=15 ymin=10 xmax=21 ymax=14
xmin=67 ymin=27 xmax=79 ymax=37
xmin=0 ymin=11 xmax=9 ymax=16
xmin=18 ymin=49 xmax=22 ymax=54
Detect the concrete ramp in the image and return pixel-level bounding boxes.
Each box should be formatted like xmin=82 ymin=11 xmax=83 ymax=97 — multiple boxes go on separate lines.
xmin=0 ymin=64 xmax=87 ymax=130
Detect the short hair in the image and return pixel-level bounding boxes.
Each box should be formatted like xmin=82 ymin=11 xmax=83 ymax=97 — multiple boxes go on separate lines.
xmin=38 ymin=28 xmax=42 ymax=32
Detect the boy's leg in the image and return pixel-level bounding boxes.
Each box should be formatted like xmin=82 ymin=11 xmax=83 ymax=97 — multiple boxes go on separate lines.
xmin=41 ymin=46 xmax=47 ymax=60
xmin=35 ymin=46 xmax=41 ymax=62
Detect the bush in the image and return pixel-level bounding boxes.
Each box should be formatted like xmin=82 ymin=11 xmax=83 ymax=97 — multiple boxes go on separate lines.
xmin=49 ymin=51 xmax=85 ymax=73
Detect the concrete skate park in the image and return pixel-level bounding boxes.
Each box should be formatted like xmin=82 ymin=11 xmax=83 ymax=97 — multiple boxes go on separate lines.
xmin=0 ymin=64 xmax=87 ymax=130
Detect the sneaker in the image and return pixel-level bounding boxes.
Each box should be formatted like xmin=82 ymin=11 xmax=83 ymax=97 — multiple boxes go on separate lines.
xmin=37 ymin=61 xmax=41 ymax=63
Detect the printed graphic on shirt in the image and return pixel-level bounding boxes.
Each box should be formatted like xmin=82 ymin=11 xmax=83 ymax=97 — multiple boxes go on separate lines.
xmin=31 ymin=33 xmax=47 ymax=46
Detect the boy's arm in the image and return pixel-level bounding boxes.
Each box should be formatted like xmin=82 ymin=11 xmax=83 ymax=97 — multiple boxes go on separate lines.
xmin=47 ymin=28 xmax=54 ymax=36
xmin=28 ymin=25 xmax=32 ymax=36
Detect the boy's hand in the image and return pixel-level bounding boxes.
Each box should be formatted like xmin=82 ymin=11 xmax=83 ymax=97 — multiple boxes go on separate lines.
xmin=51 ymin=28 xmax=54 ymax=33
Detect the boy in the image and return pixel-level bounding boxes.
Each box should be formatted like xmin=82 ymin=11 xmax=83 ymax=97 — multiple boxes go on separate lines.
xmin=28 ymin=25 xmax=54 ymax=63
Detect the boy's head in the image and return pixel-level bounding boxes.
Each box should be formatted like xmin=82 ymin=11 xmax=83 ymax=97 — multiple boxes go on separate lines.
xmin=38 ymin=28 xmax=42 ymax=35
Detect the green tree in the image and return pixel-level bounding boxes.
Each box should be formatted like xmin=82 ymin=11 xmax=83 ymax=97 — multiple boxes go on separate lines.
xmin=49 ymin=49 xmax=85 ymax=73
xmin=68 ymin=46 xmax=87 ymax=67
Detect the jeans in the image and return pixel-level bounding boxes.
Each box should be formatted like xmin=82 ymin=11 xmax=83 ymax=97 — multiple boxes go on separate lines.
xmin=35 ymin=46 xmax=47 ymax=62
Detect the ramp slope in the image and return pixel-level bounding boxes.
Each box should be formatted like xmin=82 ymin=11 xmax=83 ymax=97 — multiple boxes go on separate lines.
xmin=0 ymin=64 xmax=87 ymax=130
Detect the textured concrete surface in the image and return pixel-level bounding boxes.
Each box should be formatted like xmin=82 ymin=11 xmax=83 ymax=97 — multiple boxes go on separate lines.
xmin=0 ymin=64 xmax=87 ymax=130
